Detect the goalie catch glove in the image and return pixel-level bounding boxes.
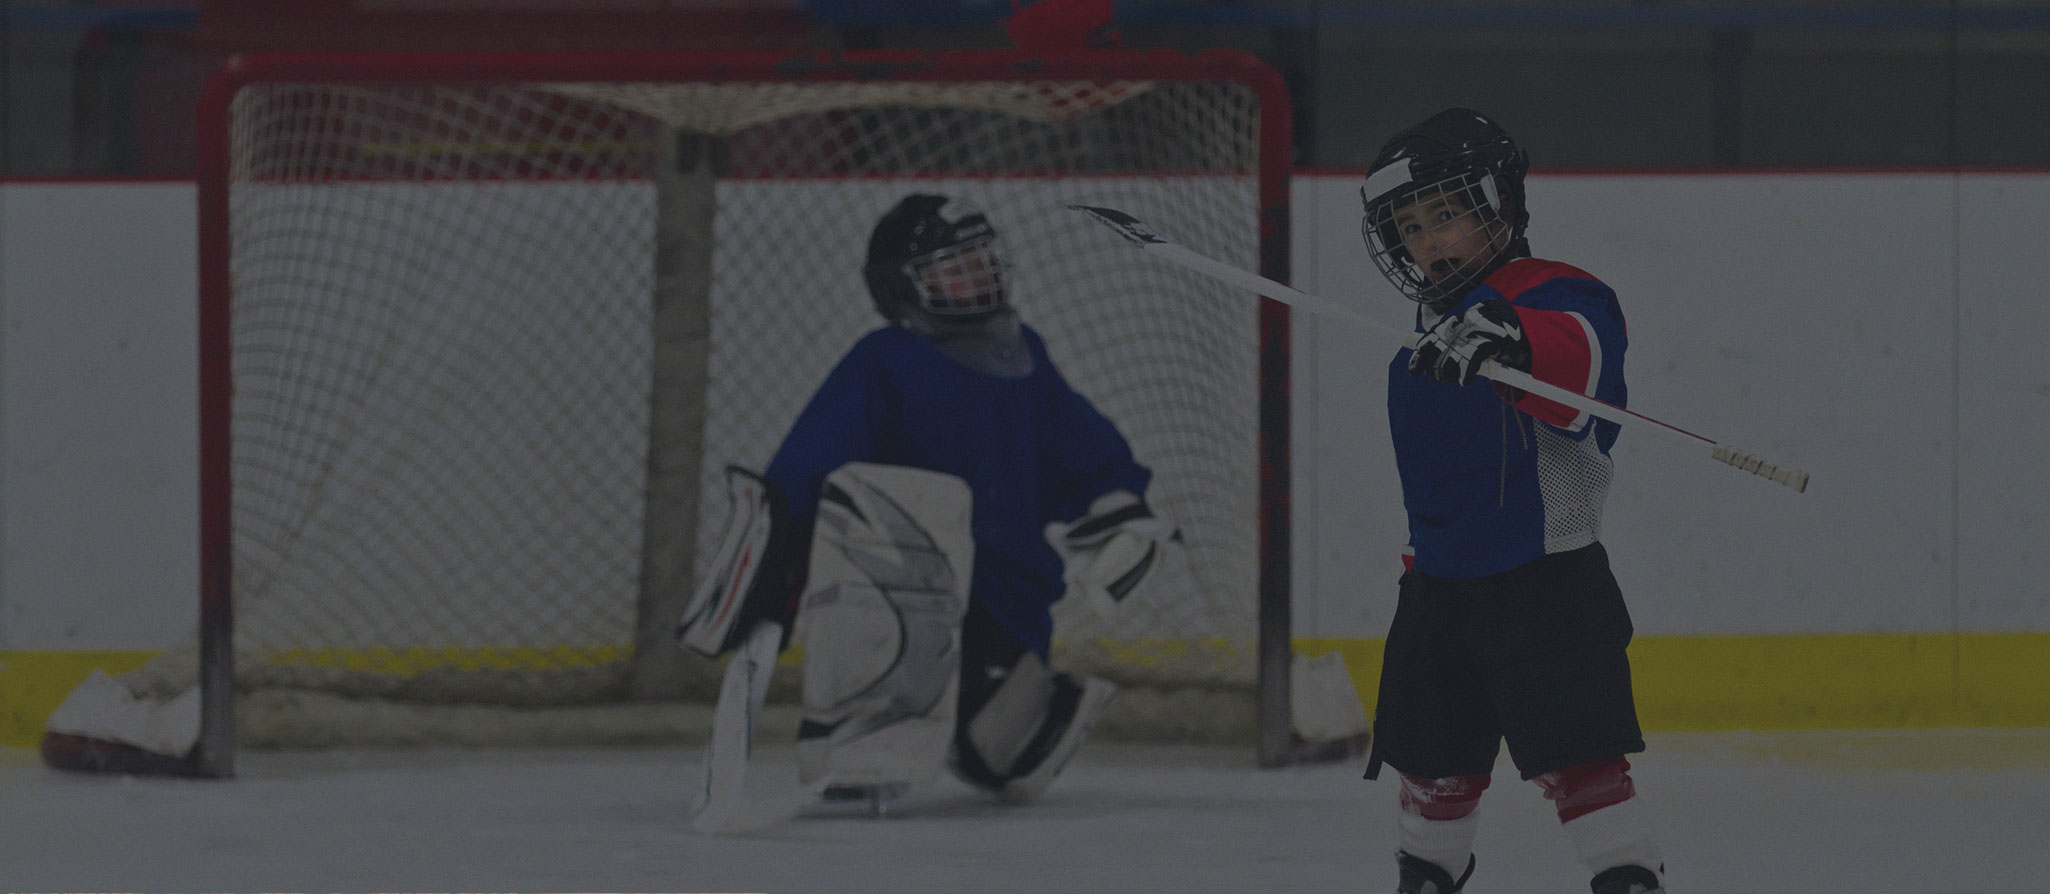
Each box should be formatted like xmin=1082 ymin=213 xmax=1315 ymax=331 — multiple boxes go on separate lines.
xmin=1057 ymin=490 xmax=1180 ymax=617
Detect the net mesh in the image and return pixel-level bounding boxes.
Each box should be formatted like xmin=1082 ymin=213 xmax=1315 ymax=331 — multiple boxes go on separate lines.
xmin=193 ymin=69 xmax=1269 ymax=739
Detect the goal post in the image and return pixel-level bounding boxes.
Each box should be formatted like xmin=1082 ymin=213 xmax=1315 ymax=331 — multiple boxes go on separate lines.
xmin=178 ymin=48 xmax=1293 ymax=777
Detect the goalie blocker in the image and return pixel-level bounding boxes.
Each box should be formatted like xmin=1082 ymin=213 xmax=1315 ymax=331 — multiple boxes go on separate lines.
xmin=677 ymin=465 xmax=805 ymax=656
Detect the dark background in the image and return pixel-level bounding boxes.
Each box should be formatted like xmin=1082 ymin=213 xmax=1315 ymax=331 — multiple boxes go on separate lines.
xmin=4 ymin=0 xmax=2047 ymax=175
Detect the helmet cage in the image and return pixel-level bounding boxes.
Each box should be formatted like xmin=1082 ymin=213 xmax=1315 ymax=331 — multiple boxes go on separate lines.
xmin=902 ymin=234 xmax=1009 ymax=319
xmin=1362 ymin=167 xmax=1514 ymax=308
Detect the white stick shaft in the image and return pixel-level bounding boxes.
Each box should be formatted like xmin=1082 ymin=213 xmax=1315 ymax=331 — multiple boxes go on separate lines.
xmin=1149 ymin=240 xmax=1696 ymax=446
xmin=1071 ymin=205 xmax=1808 ymax=493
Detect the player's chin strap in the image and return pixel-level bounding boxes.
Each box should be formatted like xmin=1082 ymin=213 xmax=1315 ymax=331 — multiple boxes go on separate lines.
xmin=1057 ymin=490 xmax=1181 ymax=617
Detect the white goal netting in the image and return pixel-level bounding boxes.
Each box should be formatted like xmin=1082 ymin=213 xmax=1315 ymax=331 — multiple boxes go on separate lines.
xmin=178 ymin=57 xmax=1280 ymax=746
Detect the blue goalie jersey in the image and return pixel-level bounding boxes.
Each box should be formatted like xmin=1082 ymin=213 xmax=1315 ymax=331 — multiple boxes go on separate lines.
xmin=765 ymin=324 xmax=1151 ymax=656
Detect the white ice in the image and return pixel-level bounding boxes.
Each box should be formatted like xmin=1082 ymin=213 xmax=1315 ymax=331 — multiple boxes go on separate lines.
xmin=5 ymin=730 xmax=2048 ymax=893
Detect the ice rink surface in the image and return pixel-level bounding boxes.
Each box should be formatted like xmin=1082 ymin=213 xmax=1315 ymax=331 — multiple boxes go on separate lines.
xmin=6 ymin=729 xmax=2048 ymax=893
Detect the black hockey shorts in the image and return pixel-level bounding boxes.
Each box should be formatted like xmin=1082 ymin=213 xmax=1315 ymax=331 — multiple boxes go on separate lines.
xmin=1366 ymin=542 xmax=1645 ymax=782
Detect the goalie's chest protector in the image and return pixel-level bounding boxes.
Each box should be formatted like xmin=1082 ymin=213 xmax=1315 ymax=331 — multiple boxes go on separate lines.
xmin=1386 ymin=260 xmax=1627 ymax=580
xmin=860 ymin=328 xmax=1078 ymax=494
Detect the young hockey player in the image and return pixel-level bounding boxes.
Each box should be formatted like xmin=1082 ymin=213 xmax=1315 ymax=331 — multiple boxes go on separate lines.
xmin=1358 ymin=108 xmax=1667 ymax=894
xmin=680 ymin=193 xmax=1177 ymax=809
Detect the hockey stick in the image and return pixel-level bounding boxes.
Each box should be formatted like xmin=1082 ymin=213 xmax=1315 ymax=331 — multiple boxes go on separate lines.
xmin=688 ymin=620 xmax=831 ymax=835
xmin=1069 ymin=204 xmax=1809 ymax=493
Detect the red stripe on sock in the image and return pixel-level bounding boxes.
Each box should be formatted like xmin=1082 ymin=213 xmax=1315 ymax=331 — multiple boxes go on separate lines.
xmin=1398 ymin=772 xmax=1492 ymax=821
xmin=1535 ymin=757 xmax=1636 ymax=823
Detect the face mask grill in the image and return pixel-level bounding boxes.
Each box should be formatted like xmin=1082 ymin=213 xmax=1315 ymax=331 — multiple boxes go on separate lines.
xmin=1362 ymin=171 xmax=1507 ymax=308
xmin=904 ymin=235 xmax=1008 ymax=317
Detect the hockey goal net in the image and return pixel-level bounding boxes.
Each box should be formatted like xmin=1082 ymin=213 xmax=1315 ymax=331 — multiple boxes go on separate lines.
xmin=165 ymin=50 xmax=1288 ymax=774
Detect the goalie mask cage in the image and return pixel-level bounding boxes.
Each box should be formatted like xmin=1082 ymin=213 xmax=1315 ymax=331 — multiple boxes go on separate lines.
xmin=181 ymin=49 xmax=1293 ymax=776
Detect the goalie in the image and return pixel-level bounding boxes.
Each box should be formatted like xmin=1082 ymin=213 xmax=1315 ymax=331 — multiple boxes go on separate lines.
xmin=678 ymin=193 xmax=1178 ymax=810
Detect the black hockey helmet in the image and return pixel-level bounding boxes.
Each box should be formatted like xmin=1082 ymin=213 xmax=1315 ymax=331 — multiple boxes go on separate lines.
xmin=864 ymin=193 xmax=1011 ymax=332
xmin=1360 ymin=108 xmax=1530 ymax=309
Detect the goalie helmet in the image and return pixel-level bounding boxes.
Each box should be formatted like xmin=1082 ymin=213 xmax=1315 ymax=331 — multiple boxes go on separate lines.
xmin=864 ymin=194 xmax=1012 ymax=334
xmin=1360 ymin=107 xmax=1530 ymax=311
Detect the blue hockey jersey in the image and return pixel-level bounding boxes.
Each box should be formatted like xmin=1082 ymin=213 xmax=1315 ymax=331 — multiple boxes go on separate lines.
xmin=765 ymin=323 xmax=1151 ymax=656
xmin=1388 ymin=258 xmax=1628 ymax=579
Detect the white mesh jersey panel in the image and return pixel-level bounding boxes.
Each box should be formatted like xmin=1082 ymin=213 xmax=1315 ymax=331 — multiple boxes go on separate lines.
xmin=1534 ymin=425 xmax=1613 ymax=556
xmin=1532 ymin=308 xmax=1611 ymax=556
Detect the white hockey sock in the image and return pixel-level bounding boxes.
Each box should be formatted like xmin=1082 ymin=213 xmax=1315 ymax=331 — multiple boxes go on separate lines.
xmin=1396 ymin=808 xmax=1481 ymax=880
xmin=1562 ymin=797 xmax=1665 ymax=882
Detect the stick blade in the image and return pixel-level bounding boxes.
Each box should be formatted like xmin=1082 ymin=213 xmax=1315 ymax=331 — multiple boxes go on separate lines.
xmin=1067 ymin=204 xmax=1164 ymax=244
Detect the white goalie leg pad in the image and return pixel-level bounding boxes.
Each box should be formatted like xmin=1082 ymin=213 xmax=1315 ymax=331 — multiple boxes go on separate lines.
xmin=953 ymin=652 xmax=1119 ymax=803
xmin=795 ymin=463 xmax=973 ymax=788
xmin=677 ymin=465 xmax=795 ymax=657
xmin=962 ymin=651 xmax=1057 ymax=777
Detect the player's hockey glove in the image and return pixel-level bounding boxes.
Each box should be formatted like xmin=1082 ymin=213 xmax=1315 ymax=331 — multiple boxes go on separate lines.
xmin=1058 ymin=490 xmax=1180 ymax=617
xmin=1408 ymin=296 xmax=1531 ymax=388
